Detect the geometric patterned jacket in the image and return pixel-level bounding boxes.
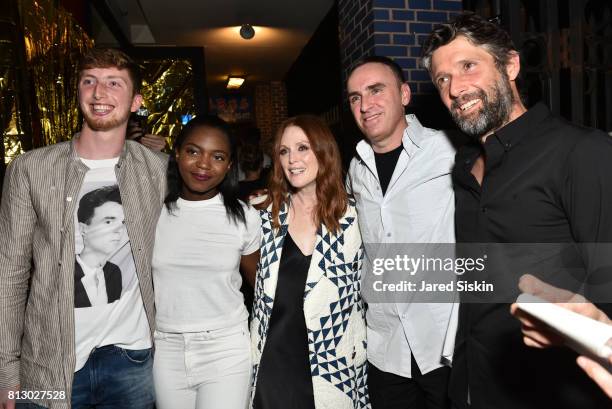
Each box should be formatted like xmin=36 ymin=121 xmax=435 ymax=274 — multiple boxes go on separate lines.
xmin=250 ymin=200 xmax=370 ymax=409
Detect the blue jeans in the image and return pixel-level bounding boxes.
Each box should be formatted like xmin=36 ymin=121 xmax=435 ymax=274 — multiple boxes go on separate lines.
xmin=71 ymin=345 xmax=155 ymax=409
xmin=15 ymin=403 xmax=47 ymax=409
xmin=16 ymin=345 xmax=154 ymax=409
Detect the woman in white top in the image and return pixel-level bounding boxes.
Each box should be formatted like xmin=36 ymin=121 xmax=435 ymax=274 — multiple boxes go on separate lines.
xmin=152 ymin=115 xmax=260 ymax=409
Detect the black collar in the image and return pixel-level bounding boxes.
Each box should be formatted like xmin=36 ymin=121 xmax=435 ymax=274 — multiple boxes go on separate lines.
xmin=457 ymin=102 xmax=552 ymax=167
xmin=492 ymin=102 xmax=551 ymax=151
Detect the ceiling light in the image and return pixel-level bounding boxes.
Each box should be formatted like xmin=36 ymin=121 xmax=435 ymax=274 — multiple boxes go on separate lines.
xmin=239 ymin=24 xmax=255 ymax=40
xmin=227 ymin=76 xmax=245 ymax=89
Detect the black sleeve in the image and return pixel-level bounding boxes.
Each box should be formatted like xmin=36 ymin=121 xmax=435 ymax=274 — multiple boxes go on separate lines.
xmin=562 ymin=129 xmax=612 ymax=306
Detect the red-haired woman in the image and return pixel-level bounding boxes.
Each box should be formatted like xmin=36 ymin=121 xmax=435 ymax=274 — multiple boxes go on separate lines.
xmin=250 ymin=115 xmax=369 ymax=409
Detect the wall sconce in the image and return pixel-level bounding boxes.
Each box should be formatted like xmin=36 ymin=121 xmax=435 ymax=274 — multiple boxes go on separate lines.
xmin=227 ymin=76 xmax=245 ymax=89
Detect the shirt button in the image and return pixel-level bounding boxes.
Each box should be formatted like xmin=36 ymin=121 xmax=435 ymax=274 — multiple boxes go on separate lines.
xmin=387 ymin=233 xmax=392 ymax=237
xmin=481 ymin=207 xmax=487 ymax=213
xmin=376 ymin=186 xmax=380 ymax=190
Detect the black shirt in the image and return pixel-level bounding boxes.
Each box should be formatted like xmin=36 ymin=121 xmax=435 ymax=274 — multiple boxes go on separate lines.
xmin=455 ymin=103 xmax=612 ymax=245
xmin=374 ymin=144 xmax=403 ymax=195
xmin=254 ymin=233 xmax=314 ymax=409
xmin=450 ymin=103 xmax=612 ymax=409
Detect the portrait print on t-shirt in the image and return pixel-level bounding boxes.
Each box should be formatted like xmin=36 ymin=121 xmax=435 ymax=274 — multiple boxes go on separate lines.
xmin=72 ymin=162 xmax=151 ymax=372
xmin=74 ymin=183 xmax=137 ymax=308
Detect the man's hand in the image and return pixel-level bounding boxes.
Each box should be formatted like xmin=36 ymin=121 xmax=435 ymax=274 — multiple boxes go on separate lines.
xmin=577 ymin=355 xmax=612 ymax=399
xmin=248 ymin=189 xmax=269 ymax=210
xmin=510 ymin=274 xmax=611 ymax=348
xmin=139 ymin=134 xmax=166 ymax=152
xmin=1 ymin=385 xmax=19 ymax=409
xmin=511 ymin=274 xmax=612 ymax=399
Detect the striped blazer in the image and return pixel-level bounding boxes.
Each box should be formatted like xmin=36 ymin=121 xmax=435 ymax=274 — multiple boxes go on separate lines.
xmin=250 ymin=201 xmax=370 ymax=409
xmin=0 ymin=140 xmax=167 ymax=408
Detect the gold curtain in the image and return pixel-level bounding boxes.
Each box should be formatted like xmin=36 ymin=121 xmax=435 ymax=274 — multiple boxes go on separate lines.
xmin=2 ymin=1 xmax=197 ymax=163
xmin=139 ymin=58 xmax=196 ymax=147
xmin=2 ymin=0 xmax=92 ymax=164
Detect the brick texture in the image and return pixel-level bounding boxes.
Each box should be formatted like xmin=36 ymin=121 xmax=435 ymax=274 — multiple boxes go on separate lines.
xmin=338 ymin=0 xmax=462 ymax=99
xmin=255 ymin=81 xmax=288 ymax=146
xmin=338 ymin=0 xmax=374 ymax=86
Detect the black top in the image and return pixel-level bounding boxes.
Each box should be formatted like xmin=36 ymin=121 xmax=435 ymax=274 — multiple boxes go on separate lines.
xmin=254 ymin=233 xmax=315 ymax=409
xmin=374 ymin=144 xmax=403 ymax=195
xmin=450 ymin=103 xmax=612 ymax=409
xmin=74 ymin=261 xmax=122 ymax=308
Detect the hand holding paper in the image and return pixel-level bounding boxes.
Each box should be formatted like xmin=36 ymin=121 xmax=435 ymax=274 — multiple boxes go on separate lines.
xmin=510 ymin=274 xmax=612 ymax=399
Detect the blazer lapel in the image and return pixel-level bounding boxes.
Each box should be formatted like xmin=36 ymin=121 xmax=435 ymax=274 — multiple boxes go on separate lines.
xmin=264 ymin=201 xmax=351 ymax=303
xmin=304 ymin=212 xmax=355 ymax=299
xmin=61 ymin=143 xmax=88 ymax=231
xmin=261 ymin=203 xmax=289 ymax=304
xmin=304 ymin=225 xmax=326 ymax=299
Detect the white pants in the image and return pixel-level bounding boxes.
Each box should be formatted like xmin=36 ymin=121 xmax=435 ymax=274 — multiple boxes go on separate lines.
xmin=153 ymin=322 xmax=252 ymax=409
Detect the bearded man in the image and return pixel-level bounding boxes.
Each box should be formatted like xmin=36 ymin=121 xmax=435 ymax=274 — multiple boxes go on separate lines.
xmin=421 ymin=12 xmax=612 ymax=409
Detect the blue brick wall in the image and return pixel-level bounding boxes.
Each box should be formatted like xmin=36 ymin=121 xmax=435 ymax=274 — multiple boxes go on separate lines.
xmin=433 ymin=0 xmax=463 ymax=11
xmin=373 ymin=0 xmax=406 ymax=7
xmin=373 ymin=21 xmax=407 ymax=32
xmin=410 ymin=22 xmax=433 ymax=33
xmin=411 ymin=69 xmax=431 ymax=81
xmin=392 ymin=10 xmax=415 ymax=20
xmin=339 ymin=0 xmax=374 ymax=86
xmin=375 ymin=33 xmax=391 ymax=43
xmin=338 ymin=0 xmax=462 ymax=98
xmin=408 ymin=0 xmax=432 ymax=9
xmin=374 ymin=45 xmax=409 ymax=56
xmin=394 ymin=34 xmax=415 ymax=45
xmin=417 ymin=11 xmax=448 ymax=22
xmin=373 ymin=9 xmax=390 ymax=20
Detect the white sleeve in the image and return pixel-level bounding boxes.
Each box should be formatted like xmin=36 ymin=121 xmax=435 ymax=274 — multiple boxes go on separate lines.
xmin=241 ymin=205 xmax=262 ymax=255
xmin=346 ymin=159 xmax=355 ymax=196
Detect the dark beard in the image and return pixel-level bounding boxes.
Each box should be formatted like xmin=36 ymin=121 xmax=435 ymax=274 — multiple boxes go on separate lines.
xmin=450 ymin=73 xmax=514 ymax=140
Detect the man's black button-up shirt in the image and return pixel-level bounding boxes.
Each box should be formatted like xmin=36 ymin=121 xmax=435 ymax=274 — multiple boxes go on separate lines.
xmin=449 ymin=103 xmax=612 ymax=409
xmin=455 ymin=103 xmax=612 ymax=245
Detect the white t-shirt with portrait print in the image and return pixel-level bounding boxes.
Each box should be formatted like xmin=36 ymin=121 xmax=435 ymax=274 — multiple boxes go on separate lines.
xmin=73 ymin=157 xmax=151 ymax=372
xmin=152 ymin=193 xmax=261 ymax=332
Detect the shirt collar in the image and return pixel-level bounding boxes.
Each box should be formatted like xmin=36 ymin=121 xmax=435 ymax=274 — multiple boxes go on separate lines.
xmin=70 ymin=132 xmax=131 ymax=168
xmin=356 ymin=114 xmax=427 ymax=161
xmin=76 ymin=255 xmax=103 ymax=276
xmin=489 ymin=102 xmax=551 ymax=151
xmin=455 ymin=103 xmax=552 ymax=178
xmin=403 ymin=114 xmax=427 ymax=148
